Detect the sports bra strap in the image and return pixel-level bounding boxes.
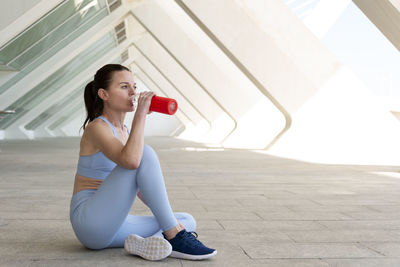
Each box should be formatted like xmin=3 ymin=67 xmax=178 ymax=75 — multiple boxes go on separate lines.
xmin=97 ymin=116 xmax=130 ymax=136
xmin=97 ymin=116 xmax=117 ymax=137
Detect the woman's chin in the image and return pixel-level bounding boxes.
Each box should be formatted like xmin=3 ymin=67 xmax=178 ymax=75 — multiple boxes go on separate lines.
xmin=126 ymin=105 xmax=135 ymax=112
xmin=123 ymin=108 xmax=134 ymax=113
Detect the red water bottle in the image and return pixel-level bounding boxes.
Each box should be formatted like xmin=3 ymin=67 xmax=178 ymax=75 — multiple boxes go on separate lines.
xmin=149 ymin=95 xmax=178 ymax=115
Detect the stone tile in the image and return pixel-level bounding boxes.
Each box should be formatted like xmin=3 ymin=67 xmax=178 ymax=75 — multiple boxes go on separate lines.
xmin=239 ymin=198 xmax=320 ymax=207
xmin=313 ymin=198 xmax=400 ymax=206
xmin=286 ymin=204 xmax=376 ymax=213
xmin=366 ymin=205 xmax=400 ymax=212
xmin=190 ymin=211 xmax=262 ymax=221
xmin=0 ymin=199 xmax=70 ymax=220
xmin=0 ymin=188 xmax=71 ymax=200
xmin=325 ymin=258 xmax=400 ymax=267
xmin=206 ymin=205 xmax=293 ymax=213
xmin=0 ymin=242 xmax=116 ymax=259
xmin=169 ymin=199 xmax=207 ymax=212
xmin=0 ymin=242 xmax=181 ymax=266
xmin=193 ymin=191 xmax=268 ymax=200
xmin=196 ymin=229 xmax=292 ymax=243
xmin=26 ymin=258 xmax=181 ymax=267
xmin=344 ymin=211 xmax=400 ymax=220
xmin=241 ymin=242 xmax=381 ymax=259
xmin=0 ymin=219 xmax=75 ymax=243
xmin=196 ymin=220 xmax=224 ymax=230
xmin=283 ymin=230 xmax=400 ymax=242
xmin=219 ymin=220 xmax=326 ymax=231
xmin=0 ymin=210 xmax=69 ymax=220
xmin=361 ymin=242 xmax=400 ymax=257
xmin=249 ymin=259 xmax=330 ymax=267
xmin=2 ymin=137 xmax=400 ymax=266
xmin=319 ymin=220 xmax=400 ymax=230
xmin=164 ymin=189 xmax=197 ymax=199
xmin=197 ymin=198 xmax=243 ymax=208
xmin=256 ymin=211 xmax=353 ymax=221
xmin=181 ymin=241 xmax=250 ymax=267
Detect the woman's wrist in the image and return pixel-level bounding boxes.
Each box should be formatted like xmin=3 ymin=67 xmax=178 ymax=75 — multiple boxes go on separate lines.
xmin=133 ymin=110 xmax=147 ymax=122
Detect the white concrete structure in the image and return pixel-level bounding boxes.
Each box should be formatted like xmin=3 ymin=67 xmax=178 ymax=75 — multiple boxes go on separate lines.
xmin=353 ymin=0 xmax=400 ymax=52
xmin=0 ymin=0 xmax=399 ymax=165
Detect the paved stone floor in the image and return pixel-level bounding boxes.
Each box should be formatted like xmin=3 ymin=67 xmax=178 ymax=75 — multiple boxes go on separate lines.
xmin=1 ymin=137 xmax=400 ymax=266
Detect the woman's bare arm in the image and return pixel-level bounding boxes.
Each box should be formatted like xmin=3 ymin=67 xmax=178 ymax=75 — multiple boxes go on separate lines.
xmin=86 ymin=92 xmax=155 ymax=169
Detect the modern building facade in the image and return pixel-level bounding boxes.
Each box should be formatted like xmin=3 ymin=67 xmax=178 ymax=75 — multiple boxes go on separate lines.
xmin=1 ymin=0 xmax=399 ymax=165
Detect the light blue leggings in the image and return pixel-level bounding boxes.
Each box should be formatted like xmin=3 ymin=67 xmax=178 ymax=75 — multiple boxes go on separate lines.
xmin=70 ymin=145 xmax=196 ymax=249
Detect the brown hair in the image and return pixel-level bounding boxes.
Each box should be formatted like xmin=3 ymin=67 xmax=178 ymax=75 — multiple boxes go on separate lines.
xmin=81 ymin=64 xmax=130 ymax=130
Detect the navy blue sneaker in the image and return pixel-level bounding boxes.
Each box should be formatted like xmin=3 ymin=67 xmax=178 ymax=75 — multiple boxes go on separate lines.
xmin=164 ymin=230 xmax=217 ymax=260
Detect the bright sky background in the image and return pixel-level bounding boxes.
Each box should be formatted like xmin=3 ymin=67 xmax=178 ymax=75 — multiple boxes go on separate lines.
xmin=284 ymin=0 xmax=400 ymax=100
xmin=323 ymin=2 xmax=400 ymax=97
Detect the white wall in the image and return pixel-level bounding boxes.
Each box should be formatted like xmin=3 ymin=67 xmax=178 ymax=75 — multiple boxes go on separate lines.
xmin=1 ymin=0 xmax=42 ymax=32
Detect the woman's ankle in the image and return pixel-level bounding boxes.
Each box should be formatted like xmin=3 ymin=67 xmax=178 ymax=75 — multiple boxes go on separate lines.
xmin=163 ymin=223 xmax=184 ymax=240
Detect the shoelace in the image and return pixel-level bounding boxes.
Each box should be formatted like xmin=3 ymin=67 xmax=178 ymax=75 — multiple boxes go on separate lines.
xmin=182 ymin=231 xmax=203 ymax=248
xmin=189 ymin=231 xmax=198 ymax=238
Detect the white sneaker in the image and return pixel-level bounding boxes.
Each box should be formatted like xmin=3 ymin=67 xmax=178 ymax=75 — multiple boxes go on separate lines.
xmin=124 ymin=234 xmax=172 ymax=261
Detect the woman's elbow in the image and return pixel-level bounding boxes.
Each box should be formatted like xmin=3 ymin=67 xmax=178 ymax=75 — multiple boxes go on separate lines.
xmin=121 ymin=159 xmax=140 ymax=170
xmin=128 ymin=160 xmax=140 ymax=170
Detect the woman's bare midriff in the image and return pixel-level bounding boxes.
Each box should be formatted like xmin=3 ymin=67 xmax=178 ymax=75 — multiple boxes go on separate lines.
xmin=74 ymin=119 xmax=130 ymax=194
xmin=73 ymin=173 xmax=103 ymax=194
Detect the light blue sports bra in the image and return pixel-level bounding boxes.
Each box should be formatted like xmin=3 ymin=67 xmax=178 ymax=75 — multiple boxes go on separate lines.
xmin=76 ymin=116 xmax=129 ymax=179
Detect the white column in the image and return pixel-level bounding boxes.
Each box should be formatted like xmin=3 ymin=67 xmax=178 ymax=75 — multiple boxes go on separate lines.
xmin=353 ymin=0 xmax=400 ymax=51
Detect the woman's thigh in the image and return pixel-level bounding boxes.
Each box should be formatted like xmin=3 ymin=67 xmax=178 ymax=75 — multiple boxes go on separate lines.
xmin=84 ymin=166 xmax=138 ymax=221
xmin=70 ymin=167 xmax=139 ymax=249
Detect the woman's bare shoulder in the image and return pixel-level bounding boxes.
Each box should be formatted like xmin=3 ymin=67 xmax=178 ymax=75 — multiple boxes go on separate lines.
xmin=80 ymin=119 xmax=111 ymax=154
xmin=83 ymin=119 xmax=116 ymax=143
xmin=84 ymin=119 xmax=113 ymax=136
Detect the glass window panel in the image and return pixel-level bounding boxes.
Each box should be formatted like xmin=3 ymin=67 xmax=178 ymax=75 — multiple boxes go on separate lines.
xmin=25 ymin=113 xmax=53 ymax=130
xmin=25 ymin=82 xmax=86 ymax=130
xmin=0 ymin=65 xmax=17 ymax=71
xmin=0 ymin=5 xmax=108 ymax=95
xmin=10 ymin=5 xmax=106 ymax=69
xmin=0 ymin=32 xmax=116 ymax=129
xmin=0 ymin=0 xmax=107 ymax=66
xmin=48 ymin=102 xmax=84 ymax=130
xmin=25 ymin=56 xmax=121 ymax=131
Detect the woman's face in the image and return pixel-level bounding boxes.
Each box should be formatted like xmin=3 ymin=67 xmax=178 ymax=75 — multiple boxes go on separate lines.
xmin=100 ymin=70 xmax=137 ymax=112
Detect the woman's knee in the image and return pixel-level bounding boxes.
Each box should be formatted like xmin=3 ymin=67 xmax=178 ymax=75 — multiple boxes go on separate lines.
xmin=138 ymin=145 xmax=160 ymax=169
xmin=142 ymin=144 xmax=157 ymax=160
xmin=74 ymin=229 xmax=113 ymax=250
xmin=83 ymin=241 xmax=108 ymax=250
xmin=71 ymin=215 xmax=116 ymax=250
xmin=175 ymin=212 xmax=196 ymax=231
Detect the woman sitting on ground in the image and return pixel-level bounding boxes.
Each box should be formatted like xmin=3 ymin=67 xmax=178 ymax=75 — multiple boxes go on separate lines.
xmin=69 ymin=64 xmax=217 ymax=261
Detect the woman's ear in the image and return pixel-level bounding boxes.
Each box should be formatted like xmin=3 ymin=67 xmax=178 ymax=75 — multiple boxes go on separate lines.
xmin=98 ymin=88 xmax=108 ymax=101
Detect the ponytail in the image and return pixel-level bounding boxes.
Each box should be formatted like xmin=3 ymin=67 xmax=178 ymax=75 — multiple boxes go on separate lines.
xmin=81 ymin=81 xmax=103 ymax=130
xmin=80 ymin=64 xmax=131 ymax=131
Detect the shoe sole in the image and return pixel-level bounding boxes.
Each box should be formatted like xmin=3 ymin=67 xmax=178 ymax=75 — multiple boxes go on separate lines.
xmin=170 ymin=250 xmax=217 ymax=260
xmin=124 ymin=234 xmax=172 ymax=261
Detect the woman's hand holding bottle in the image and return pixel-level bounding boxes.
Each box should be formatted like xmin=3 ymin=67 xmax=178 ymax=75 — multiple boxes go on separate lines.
xmin=134 ymin=91 xmax=155 ymax=116
xmin=133 ymin=91 xmax=178 ymax=116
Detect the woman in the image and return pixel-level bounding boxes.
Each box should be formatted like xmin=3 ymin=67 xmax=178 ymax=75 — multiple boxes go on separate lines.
xmin=69 ymin=64 xmax=216 ymax=261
